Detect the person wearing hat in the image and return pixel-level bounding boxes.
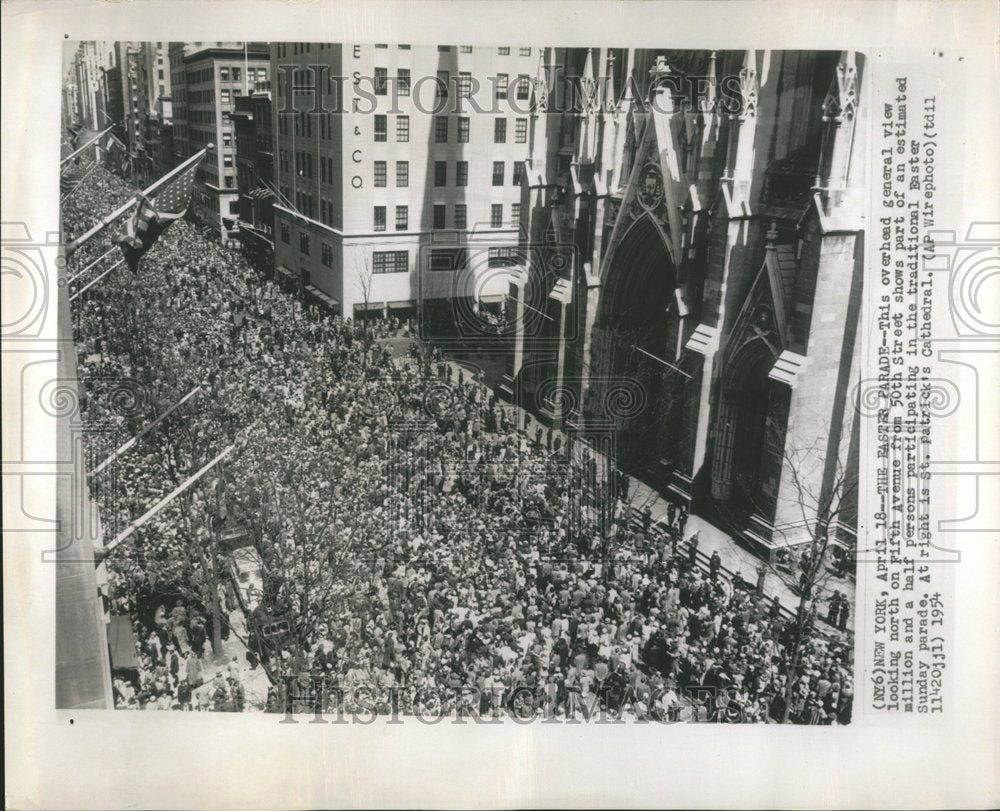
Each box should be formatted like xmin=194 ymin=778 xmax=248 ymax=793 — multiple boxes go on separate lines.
xmin=827 ymin=590 xmax=842 ymax=625
xmin=166 ymin=644 xmax=181 ymax=687
xmin=837 ymin=597 xmax=850 ymax=631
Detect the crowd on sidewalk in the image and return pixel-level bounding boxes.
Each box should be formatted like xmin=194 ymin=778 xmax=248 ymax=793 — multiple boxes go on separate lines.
xmin=66 ymin=165 xmax=853 ymax=723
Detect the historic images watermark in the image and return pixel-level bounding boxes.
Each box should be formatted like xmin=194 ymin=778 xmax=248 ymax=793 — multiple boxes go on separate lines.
xmin=272 ymin=60 xmax=754 ymax=119
xmin=272 ymin=677 xmax=753 ymax=725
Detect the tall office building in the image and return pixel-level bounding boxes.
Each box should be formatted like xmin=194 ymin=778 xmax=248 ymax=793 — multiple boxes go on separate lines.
xmin=133 ymin=42 xmax=172 ymax=184
xmin=167 ymin=42 xmax=270 ymax=240
xmin=230 ymin=85 xmax=276 ymax=273
xmin=114 ymin=42 xmax=143 ymax=164
xmin=270 ymin=42 xmax=538 ymax=320
xmin=71 ymin=41 xmax=116 ymax=130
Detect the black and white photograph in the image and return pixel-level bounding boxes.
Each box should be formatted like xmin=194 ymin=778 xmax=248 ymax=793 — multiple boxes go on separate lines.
xmin=4 ymin=1 xmax=999 ymax=809
xmin=57 ymin=41 xmax=861 ymax=724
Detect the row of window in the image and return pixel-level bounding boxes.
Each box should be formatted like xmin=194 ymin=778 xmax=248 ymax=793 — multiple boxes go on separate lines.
xmin=373 ymin=114 xmax=409 ymax=142
xmin=188 ymin=86 xmax=263 ymax=106
xmin=371 ymin=68 xmax=530 ymax=100
xmin=277 ymin=43 xmax=530 ymax=57
xmin=436 ymin=46 xmax=532 ymax=56
xmin=188 ymin=67 xmax=214 ymax=85
xmin=188 ymin=109 xmax=217 ymax=125
xmin=439 ymin=159 xmax=525 ymax=187
xmin=219 ymin=66 xmax=268 ymax=82
xmin=427 ymin=246 xmax=523 ymax=270
xmin=370 ymin=114 xmax=523 ymax=144
xmin=372 ymin=202 xmax=519 ymax=231
xmin=367 ymin=159 xmax=524 ymax=188
xmin=278 ymin=198 xmax=518 ymax=243
xmin=434 ymin=70 xmax=531 ymax=101
xmin=274 ymin=67 xmax=535 ymax=110
xmin=433 ymin=115 xmax=527 ymax=144
xmin=188 ymin=89 xmax=216 ymax=104
xmin=279 ymin=239 xmax=520 ymax=278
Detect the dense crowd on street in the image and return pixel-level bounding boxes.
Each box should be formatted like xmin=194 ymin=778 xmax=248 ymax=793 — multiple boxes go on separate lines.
xmin=66 ymin=165 xmax=854 ymax=723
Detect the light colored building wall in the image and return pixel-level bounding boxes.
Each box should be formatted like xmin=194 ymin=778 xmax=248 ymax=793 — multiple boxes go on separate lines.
xmin=272 ymin=41 xmax=537 ymax=317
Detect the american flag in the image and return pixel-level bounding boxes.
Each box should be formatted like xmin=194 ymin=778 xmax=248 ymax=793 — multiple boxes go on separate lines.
xmin=60 ymin=162 xmax=92 ymax=197
xmin=66 ymin=123 xmax=103 ymax=151
xmin=105 ymin=136 xmax=128 ymax=176
xmin=116 ymin=159 xmax=199 ymax=273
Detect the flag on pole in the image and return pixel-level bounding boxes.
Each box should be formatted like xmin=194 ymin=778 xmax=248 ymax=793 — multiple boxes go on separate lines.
xmin=60 ymin=162 xmax=93 ymax=197
xmin=67 ymin=123 xmax=103 ymax=151
xmin=105 ymin=136 xmax=128 ymax=176
xmin=116 ymin=159 xmax=199 ymax=273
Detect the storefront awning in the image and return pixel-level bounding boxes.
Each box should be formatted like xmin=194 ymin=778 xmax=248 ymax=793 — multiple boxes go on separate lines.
xmin=387 ymin=299 xmax=417 ymax=310
xmin=305 ymin=284 xmax=340 ymax=310
xmin=238 ymin=223 xmax=275 ymax=248
xmin=107 ymin=615 xmax=139 ymax=671
xmin=275 ymin=264 xmax=296 ymax=280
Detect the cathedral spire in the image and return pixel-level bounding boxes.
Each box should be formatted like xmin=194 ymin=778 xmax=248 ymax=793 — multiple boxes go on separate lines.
xmin=578 ymin=49 xmax=598 ymax=115
xmin=575 ymin=48 xmax=599 ymax=164
xmin=723 ymin=49 xmax=760 ymax=200
xmin=738 ymin=48 xmax=759 ymax=122
xmin=603 ymin=50 xmax=617 ymax=114
xmin=700 ymin=50 xmax=717 ymax=115
xmin=817 ymin=50 xmax=860 ymax=195
xmin=531 ymin=48 xmax=548 ymax=115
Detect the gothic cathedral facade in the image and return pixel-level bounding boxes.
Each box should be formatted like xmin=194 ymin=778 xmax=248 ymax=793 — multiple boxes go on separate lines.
xmin=502 ymin=48 xmax=864 ymax=563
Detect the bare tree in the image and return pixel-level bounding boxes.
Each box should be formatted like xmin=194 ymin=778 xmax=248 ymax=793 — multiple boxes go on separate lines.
xmin=352 ymin=256 xmax=376 ymax=369
xmin=707 ymin=415 xmax=857 ymax=722
xmin=770 ymin=434 xmax=856 ymax=721
xmin=228 ymin=428 xmax=372 ymax=662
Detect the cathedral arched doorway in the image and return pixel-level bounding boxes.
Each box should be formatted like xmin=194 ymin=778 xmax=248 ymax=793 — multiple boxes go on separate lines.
xmin=589 ymin=213 xmax=682 ymax=477
xmin=710 ymin=334 xmax=780 ymax=518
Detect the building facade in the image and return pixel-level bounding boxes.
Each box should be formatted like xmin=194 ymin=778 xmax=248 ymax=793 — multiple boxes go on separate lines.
xmin=114 ymin=42 xmax=143 ymax=163
xmin=180 ymin=43 xmax=271 ymax=241
xmin=71 ymin=41 xmax=116 ymax=130
xmin=506 ymin=49 xmax=864 ymax=563
xmin=230 ymin=87 xmax=276 ymax=274
xmin=270 ymin=42 xmax=537 ymax=320
xmin=133 ymin=42 xmax=172 ymax=185
xmin=168 ymin=42 xmax=191 ymax=168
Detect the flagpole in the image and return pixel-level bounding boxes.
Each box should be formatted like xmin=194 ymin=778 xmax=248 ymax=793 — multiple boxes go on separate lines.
xmin=100 ymin=444 xmax=235 ymax=557
xmin=66 ymin=144 xmax=213 ymax=257
xmin=630 ymin=344 xmax=693 ymax=379
xmin=262 ymin=178 xmax=296 ymax=212
xmin=69 ymin=259 xmax=123 ymax=301
xmin=91 ymin=386 xmax=203 ymax=476
xmin=60 ymin=124 xmax=115 ymax=167
xmin=68 ymin=245 xmax=117 ymax=284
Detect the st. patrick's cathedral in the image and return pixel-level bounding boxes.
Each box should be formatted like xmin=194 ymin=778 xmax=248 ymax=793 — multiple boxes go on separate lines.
xmin=500 ymin=49 xmax=864 ymax=563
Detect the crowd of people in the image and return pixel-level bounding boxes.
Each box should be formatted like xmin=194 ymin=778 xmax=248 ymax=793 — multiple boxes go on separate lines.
xmin=65 ymin=164 xmax=853 ymax=723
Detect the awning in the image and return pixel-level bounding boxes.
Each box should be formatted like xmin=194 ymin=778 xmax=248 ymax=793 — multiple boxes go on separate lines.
xmin=305 ymin=284 xmax=340 ymax=310
xmin=387 ymin=299 xmax=417 ymax=310
xmin=107 ymin=615 xmax=139 ymax=670
xmin=238 ymin=224 xmax=275 ymax=248
xmin=477 ymin=294 xmax=506 ymax=304
xmin=275 ymin=264 xmax=296 ymax=280
xmin=353 ymin=301 xmax=384 ymax=312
